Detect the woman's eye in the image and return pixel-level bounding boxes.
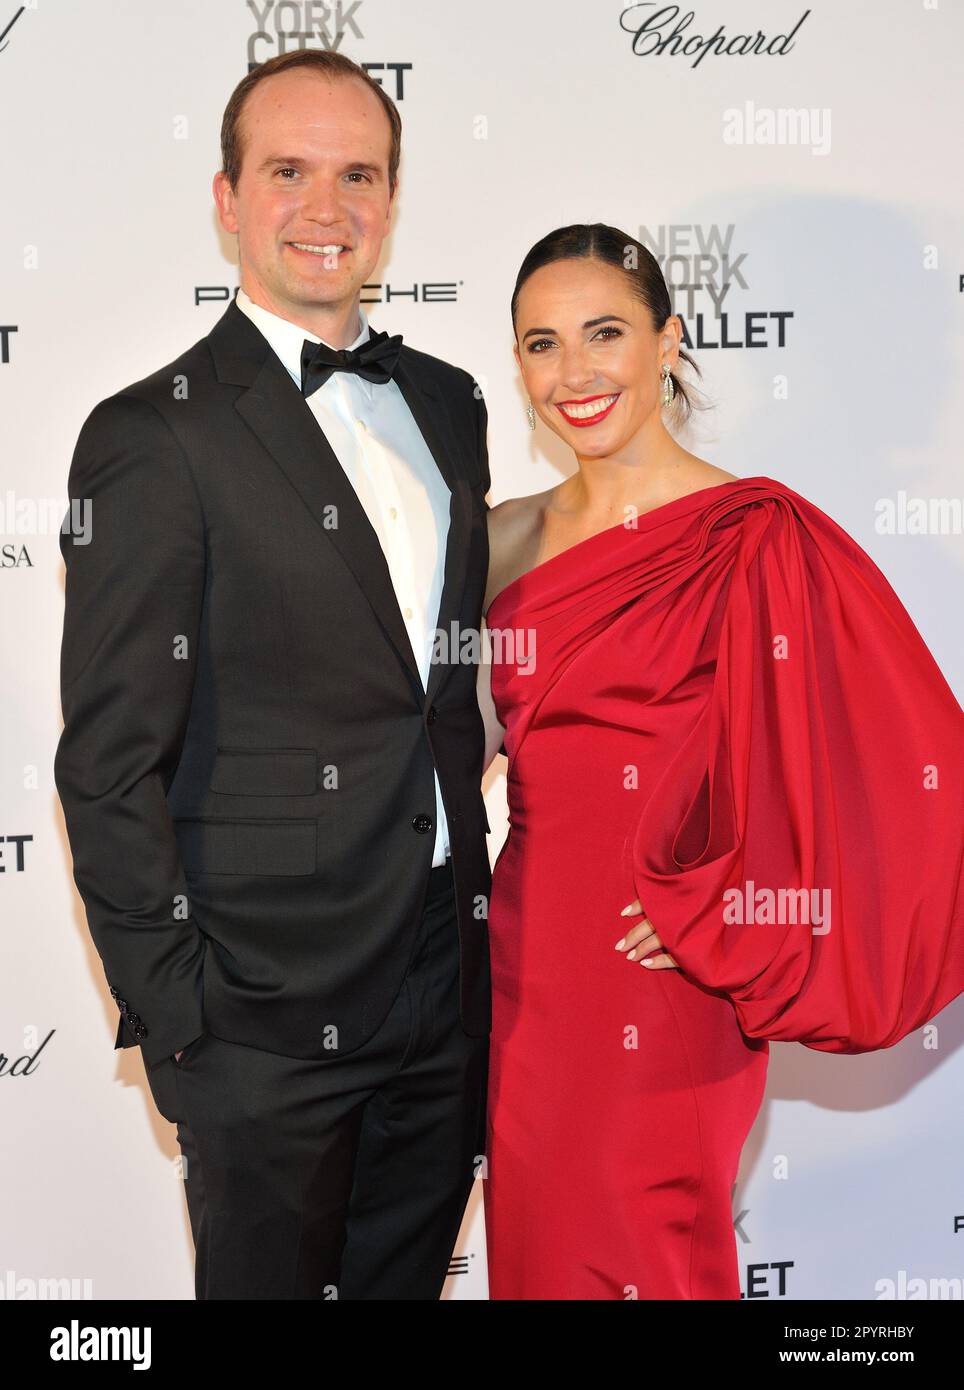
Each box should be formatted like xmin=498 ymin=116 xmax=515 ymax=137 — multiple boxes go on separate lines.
xmin=526 ymin=326 xmax=623 ymax=354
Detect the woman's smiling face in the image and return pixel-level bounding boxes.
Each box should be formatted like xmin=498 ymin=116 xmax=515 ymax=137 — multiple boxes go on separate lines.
xmin=513 ymin=257 xmax=679 ymax=458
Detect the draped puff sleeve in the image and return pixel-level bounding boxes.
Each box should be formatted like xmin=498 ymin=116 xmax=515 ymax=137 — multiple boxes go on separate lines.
xmin=631 ymin=485 xmax=964 ymax=1053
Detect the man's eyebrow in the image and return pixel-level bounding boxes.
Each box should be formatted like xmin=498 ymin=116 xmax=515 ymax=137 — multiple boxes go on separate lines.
xmin=255 ymin=155 xmax=385 ymax=177
xmin=521 ymin=315 xmax=630 ymax=342
xmin=256 ymin=154 xmax=299 ymax=173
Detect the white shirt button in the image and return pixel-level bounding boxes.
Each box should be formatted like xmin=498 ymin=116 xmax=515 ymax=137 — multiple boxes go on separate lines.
xmin=389 ymin=506 xmax=398 ymax=520
xmin=403 ymin=606 xmax=413 ymax=619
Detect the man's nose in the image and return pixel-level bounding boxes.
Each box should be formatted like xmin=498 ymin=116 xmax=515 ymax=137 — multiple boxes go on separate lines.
xmin=298 ymin=177 xmax=346 ymax=224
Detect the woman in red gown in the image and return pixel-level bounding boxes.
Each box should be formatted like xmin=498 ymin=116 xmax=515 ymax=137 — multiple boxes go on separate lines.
xmin=477 ymin=224 xmax=964 ymax=1300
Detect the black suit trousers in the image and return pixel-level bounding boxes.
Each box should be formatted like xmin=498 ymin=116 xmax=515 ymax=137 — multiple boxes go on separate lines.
xmin=144 ymin=860 xmax=487 ymax=1299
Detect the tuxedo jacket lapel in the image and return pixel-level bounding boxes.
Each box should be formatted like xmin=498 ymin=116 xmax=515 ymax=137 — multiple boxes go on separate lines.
xmin=207 ymin=300 xmax=473 ymax=703
xmin=393 ymin=355 xmax=473 ymax=706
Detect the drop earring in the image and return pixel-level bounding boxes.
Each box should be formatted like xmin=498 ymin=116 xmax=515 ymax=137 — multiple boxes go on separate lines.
xmin=526 ymin=397 xmax=536 ymax=430
xmin=660 ymin=363 xmax=675 ymax=407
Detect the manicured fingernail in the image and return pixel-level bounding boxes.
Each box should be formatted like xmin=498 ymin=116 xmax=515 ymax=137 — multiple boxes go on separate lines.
xmin=620 ymin=904 xmax=635 ymax=916
xmin=614 ymin=937 xmax=626 ymax=951
xmin=641 ymin=959 xmax=655 ymax=968
xmin=627 ymin=949 xmax=637 ymax=960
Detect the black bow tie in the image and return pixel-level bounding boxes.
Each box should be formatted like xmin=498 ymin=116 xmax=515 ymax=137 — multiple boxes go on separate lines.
xmin=300 ymin=328 xmax=403 ymax=397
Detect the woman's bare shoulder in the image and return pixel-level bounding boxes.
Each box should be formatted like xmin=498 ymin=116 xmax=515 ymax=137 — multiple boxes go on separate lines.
xmin=487 ymin=491 xmax=544 ymax=541
xmin=484 ymin=489 xmax=555 ymax=615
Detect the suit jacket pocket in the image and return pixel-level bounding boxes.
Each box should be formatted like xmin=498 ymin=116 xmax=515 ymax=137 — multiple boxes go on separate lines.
xmin=174 ymin=817 xmax=317 ymax=876
xmin=209 ymin=747 xmax=317 ymax=796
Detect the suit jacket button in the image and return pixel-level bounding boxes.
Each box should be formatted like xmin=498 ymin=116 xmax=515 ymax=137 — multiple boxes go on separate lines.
xmin=412 ymin=813 xmax=433 ymax=834
xmin=426 ymin=705 xmax=438 ymax=725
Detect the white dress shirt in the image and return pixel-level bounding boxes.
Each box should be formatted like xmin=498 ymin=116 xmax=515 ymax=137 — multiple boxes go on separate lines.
xmin=235 ymin=288 xmax=451 ymax=867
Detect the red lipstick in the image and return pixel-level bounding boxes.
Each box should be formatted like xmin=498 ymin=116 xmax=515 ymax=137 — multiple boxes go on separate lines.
xmin=554 ymin=392 xmax=621 ymax=428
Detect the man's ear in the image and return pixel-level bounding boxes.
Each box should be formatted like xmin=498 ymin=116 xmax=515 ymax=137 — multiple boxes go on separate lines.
xmin=213 ymin=170 xmax=239 ymax=235
xmin=384 ymin=183 xmax=397 ymax=232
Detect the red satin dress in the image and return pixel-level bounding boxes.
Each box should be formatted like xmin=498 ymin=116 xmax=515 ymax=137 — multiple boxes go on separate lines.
xmin=482 ymin=476 xmax=964 ymax=1301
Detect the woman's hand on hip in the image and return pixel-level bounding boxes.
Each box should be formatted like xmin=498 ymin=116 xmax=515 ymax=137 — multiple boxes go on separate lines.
xmin=615 ymin=899 xmax=679 ymax=969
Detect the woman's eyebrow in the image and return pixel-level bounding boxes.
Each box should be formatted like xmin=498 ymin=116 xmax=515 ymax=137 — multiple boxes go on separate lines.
xmin=522 ymin=315 xmax=630 ymax=341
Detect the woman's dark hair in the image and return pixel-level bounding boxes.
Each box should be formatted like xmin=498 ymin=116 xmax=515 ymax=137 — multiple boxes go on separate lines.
xmin=220 ymin=49 xmax=401 ymax=196
xmin=510 ymin=223 xmax=705 ymax=424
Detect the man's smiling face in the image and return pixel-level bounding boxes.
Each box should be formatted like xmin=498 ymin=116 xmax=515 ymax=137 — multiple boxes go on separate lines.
xmin=214 ymin=69 xmax=396 ymax=341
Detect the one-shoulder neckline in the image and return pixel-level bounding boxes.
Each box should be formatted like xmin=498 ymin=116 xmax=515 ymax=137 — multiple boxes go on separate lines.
xmin=485 ymin=475 xmax=775 ymax=620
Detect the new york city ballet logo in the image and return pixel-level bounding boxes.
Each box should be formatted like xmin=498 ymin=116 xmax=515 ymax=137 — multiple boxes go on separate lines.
xmin=244 ymin=1 xmax=412 ymax=100
xmin=633 ymin=224 xmax=794 ymax=354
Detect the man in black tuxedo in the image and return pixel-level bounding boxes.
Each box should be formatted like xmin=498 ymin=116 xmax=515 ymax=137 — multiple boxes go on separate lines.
xmin=54 ymin=49 xmax=492 ymax=1300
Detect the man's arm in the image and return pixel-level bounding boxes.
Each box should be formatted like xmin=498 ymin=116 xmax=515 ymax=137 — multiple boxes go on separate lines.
xmin=470 ymin=380 xmax=508 ymax=770
xmin=471 ymin=376 xmax=491 ymax=503
xmin=54 ymin=394 xmax=208 ymax=1067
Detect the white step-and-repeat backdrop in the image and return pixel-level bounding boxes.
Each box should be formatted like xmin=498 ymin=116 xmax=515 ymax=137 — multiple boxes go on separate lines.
xmin=2 ymin=0 xmax=962 ymax=1300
